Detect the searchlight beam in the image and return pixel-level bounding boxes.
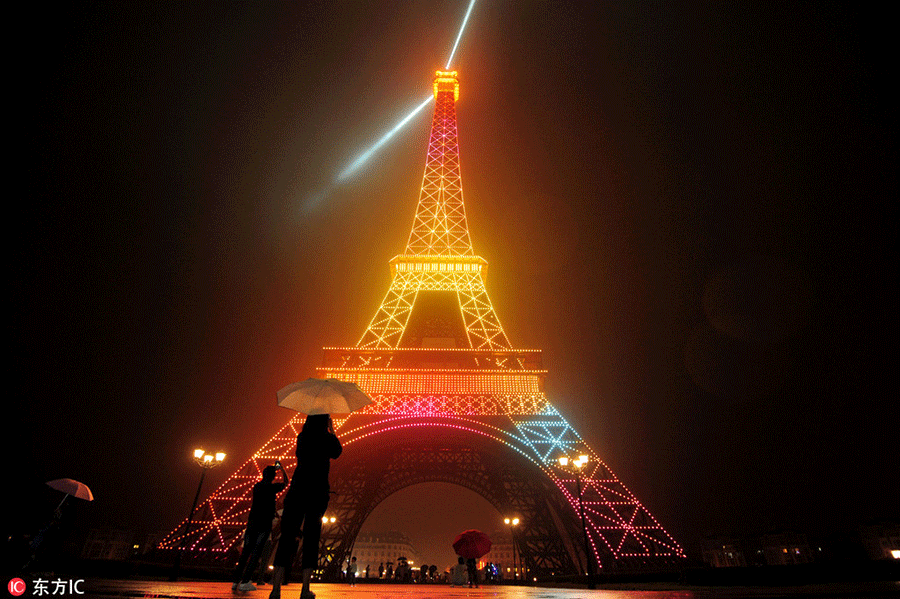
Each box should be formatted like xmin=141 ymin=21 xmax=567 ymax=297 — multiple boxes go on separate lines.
xmin=334 ymin=0 xmax=477 ymax=182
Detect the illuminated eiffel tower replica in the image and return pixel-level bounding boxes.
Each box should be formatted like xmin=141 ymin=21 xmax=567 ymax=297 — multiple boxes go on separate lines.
xmin=159 ymin=71 xmax=684 ymax=577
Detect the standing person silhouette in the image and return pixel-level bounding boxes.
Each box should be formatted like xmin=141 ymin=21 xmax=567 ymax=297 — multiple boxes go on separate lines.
xmin=466 ymin=557 xmax=478 ymax=588
xmin=269 ymin=414 xmax=342 ymax=599
xmin=346 ymin=556 xmax=357 ymax=585
xmin=232 ymin=461 xmax=288 ymax=591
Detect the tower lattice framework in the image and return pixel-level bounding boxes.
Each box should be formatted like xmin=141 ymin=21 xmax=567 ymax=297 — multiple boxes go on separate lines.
xmin=158 ymin=71 xmax=684 ymax=578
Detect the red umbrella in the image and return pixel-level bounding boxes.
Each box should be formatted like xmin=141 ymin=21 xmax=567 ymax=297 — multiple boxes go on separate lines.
xmin=452 ymin=529 xmax=492 ymax=559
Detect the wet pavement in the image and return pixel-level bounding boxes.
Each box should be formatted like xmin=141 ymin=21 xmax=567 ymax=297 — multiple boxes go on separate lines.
xmin=11 ymin=579 xmax=898 ymax=599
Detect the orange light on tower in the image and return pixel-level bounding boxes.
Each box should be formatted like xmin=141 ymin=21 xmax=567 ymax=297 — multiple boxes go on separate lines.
xmin=355 ymin=69 xmax=513 ymax=355
xmin=433 ymin=70 xmax=460 ymax=102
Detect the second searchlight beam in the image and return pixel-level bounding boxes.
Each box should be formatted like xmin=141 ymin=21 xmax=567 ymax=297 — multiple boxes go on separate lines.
xmin=337 ymin=95 xmax=433 ymax=182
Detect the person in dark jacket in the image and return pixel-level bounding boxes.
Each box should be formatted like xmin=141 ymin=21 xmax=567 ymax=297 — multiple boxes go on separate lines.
xmin=269 ymin=414 xmax=342 ymax=599
xmin=232 ymin=461 xmax=288 ymax=591
xmin=466 ymin=557 xmax=479 ymax=588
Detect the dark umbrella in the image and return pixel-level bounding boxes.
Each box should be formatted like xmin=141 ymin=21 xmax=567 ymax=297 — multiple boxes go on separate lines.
xmin=452 ymin=529 xmax=492 ymax=559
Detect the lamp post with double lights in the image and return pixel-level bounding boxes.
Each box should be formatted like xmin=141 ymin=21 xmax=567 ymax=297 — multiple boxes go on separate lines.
xmin=503 ymin=517 xmax=521 ymax=582
xmin=321 ymin=515 xmax=338 ymax=580
xmin=558 ymin=454 xmax=595 ymax=589
xmin=170 ymin=449 xmax=226 ymax=580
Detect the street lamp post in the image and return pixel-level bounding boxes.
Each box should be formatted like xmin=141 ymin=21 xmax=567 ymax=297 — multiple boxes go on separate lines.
xmin=170 ymin=449 xmax=225 ymax=581
xmin=503 ymin=517 xmax=520 ymax=583
xmin=559 ymin=454 xmax=595 ymax=590
xmin=321 ymin=515 xmax=338 ymax=580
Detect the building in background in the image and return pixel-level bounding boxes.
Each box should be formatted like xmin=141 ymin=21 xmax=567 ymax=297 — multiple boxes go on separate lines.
xmin=478 ymin=531 xmax=516 ymax=579
xmin=757 ymin=531 xmax=814 ymax=566
xmin=700 ymin=536 xmax=749 ymax=568
xmin=857 ymin=522 xmax=900 ymax=561
xmin=81 ymin=529 xmax=136 ymax=561
xmin=350 ymin=531 xmax=421 ymax=578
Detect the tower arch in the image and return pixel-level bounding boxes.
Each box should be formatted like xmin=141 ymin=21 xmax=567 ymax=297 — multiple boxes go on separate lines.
xmin=321 ymin=418 xmax=583 ymax=579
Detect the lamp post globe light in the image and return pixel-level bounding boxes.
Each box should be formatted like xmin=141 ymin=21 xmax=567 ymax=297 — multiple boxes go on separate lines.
xmin=320 ymin=515 xmax=340 ymax=580
xmin=504 ymin=517 xmax=521 ymax=582
xmin=558 ymin=454 xmax=595 ymax=589
xmin=170 ymin=448 xmax=225 ymax=581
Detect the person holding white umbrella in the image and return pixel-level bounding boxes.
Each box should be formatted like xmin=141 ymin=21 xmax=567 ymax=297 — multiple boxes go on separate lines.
xmin=23 ymin=479 xmax=94 ymax=570
xmin=267 ymin=378 xmax=372 ymax=599
xmin=268 ymin=413 xmax=342 ymax=599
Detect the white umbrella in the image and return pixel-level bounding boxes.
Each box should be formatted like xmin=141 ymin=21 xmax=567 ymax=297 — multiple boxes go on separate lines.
xmin=277 ymin=378 xmax=373 ymax=416
xmin=46 ymin=478 xmax=94 ymax=513
xmin=46 ymin=478 xmax=94 ymax=502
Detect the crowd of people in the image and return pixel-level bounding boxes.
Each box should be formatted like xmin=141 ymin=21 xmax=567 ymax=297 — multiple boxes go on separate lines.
xmin=342 ymin=555 xmax=504 ymax=587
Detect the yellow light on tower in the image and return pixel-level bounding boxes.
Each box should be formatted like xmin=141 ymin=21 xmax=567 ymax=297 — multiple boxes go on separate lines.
xmin=434 ymin=71 xmax=460 ymax=102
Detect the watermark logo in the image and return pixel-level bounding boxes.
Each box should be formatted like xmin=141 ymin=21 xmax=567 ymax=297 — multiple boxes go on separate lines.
xmin=8 ymin=578 xmax=27 ymax=596
xmin=7 ymin=578 xmax=85 ymax=596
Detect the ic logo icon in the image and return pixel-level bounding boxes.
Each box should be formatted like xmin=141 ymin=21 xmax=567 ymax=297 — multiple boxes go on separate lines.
xmin=8 ymin=578 xmax=26 ymax=597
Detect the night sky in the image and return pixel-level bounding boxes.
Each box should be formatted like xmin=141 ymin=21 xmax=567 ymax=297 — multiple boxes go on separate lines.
xmin=12 ymin=1 xmax=896 ymax=564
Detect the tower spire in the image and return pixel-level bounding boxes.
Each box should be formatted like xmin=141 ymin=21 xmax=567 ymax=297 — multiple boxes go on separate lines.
xmin=356 ymin=70 xmax=512 ymax=354
xmin=406 ymin=71 xmax=471 ymax=256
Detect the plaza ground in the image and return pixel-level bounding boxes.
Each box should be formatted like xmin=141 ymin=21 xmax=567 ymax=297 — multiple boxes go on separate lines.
xmin=27 ymin=579 xmax=899 ymax=599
